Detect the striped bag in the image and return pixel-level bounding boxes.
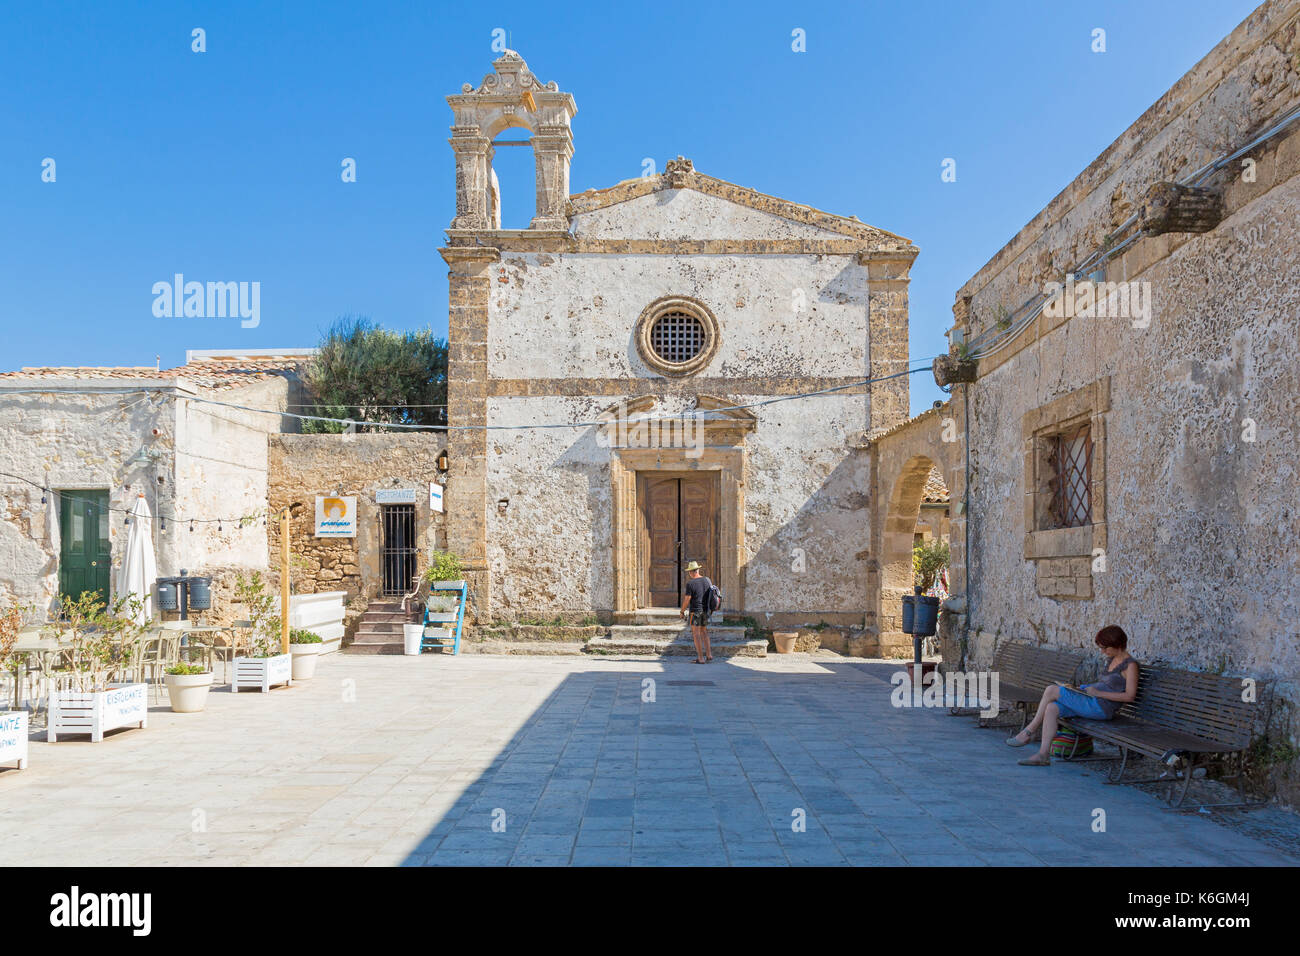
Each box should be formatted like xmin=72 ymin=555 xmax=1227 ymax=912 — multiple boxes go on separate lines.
xmin=1050 ymin=727 xmax=1094 ymax=759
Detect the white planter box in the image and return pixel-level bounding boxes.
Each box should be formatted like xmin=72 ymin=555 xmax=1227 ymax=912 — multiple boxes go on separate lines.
xmin=48 ymin=683 xmax=148 ymax=743
xmin=430 ymin=580 xmax=466 ymax=591
xmin=426 ymin=612 xmax=459 ymax=623
xmin=231 ymin=653 xmax=293 ymax=693
xmin=0 ymin=711 xmax=29 ymax=769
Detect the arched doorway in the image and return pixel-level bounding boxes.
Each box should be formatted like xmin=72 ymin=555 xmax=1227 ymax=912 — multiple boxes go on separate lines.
xmin=870 ymin=404 xmax=964 ymax=657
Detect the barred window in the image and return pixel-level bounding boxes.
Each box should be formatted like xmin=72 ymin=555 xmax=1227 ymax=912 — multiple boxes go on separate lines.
xmin=635 ymin=296 xmax=719 ymax=377
xmin=1047 ymin=424 xmax=1092 ymax=528
xmin=650 ymin=311 xmax=705 ymax=365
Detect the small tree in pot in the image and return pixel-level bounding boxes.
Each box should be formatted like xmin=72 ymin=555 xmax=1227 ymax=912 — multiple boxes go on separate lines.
xmin=230 ymin=572 xmax=292 ymax=693
xmin=45 ymin=593 xmax=150 ymax=742
xmin=0 ymin=600 xmax=30 ymax=767
xmin=907 ymin=540 xmax=950 ymax=678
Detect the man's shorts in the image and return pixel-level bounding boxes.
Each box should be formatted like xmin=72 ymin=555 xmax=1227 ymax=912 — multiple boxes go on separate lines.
xmin=690 ymin=611 xmax=710 ymax=626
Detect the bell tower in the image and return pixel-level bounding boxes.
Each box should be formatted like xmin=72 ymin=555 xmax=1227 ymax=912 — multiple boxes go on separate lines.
xmin=446 ymin=51 xmax=577 ymax=232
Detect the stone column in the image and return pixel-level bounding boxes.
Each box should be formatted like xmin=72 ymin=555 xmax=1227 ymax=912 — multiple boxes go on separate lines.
xmin=449 ymin=128 xmax=491 ymax=230
xmin=530 ymin=125 xmax=573 ymax=230
xmin=862 ymin=250 xmax=918 ymax=435
xmin=439 ymin=245 xmax=499 ymax=621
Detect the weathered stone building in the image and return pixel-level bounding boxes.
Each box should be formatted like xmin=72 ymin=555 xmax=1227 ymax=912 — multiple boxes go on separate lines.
xmin=927 ymin=1 xmax=1300 ymax=794
xmin=440 ymin=51 xmax=917 ymax=631
xmin=0 ymin=351 xmax=309 ymax=613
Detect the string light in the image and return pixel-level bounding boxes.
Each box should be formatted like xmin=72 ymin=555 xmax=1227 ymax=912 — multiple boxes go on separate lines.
xmin=2 ymin=471 xmax=264 ymax=531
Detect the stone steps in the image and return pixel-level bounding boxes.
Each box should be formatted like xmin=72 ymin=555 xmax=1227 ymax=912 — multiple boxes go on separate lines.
xmin=344 ymin=600 xmax=417 ymax=655
xmin=588 ymin=625 xmax=767 ymax=658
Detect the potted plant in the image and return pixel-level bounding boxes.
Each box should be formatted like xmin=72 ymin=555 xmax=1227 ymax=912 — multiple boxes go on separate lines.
xmin=0 ymin=601 xmax=29 ymax=768
xmin=230 ymin=572 xmax=292 ymax=694
xmin=906 ymin=540 xmax=950 ymax=680
xmin=164 ymin=662 xmax=213 ymax=713
xmin=46 ymin=593 xmax=150 ymax=743
xmin=425 ymin=549 xmax=465 ymax=591
xmin=288 ymin=628 xmax=323 ymax=680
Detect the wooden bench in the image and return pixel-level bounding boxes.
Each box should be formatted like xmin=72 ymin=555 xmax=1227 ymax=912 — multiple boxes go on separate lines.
xmin=1060 ymin=666 xmax=1260 ymax=809
xmin=973 ymin=642 xmax=1085 ymax=729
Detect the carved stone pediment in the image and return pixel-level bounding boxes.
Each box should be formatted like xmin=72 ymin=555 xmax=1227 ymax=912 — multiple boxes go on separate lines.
xmin=458 ymin=50 xmax=558 ymax=99
xmin=594 ymin=394 xmax=756 ymax=450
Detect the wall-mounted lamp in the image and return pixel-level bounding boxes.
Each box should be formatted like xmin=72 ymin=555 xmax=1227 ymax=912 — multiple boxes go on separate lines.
xmin=437 ymin=451 xmax=449 ymax=472
xmin=497 ymin=498 xmax=509 ymax=514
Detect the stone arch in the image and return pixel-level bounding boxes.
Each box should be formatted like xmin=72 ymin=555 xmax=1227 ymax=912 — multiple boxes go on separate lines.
xmin=446 ymin=51 xmax=577 ymax=232
xmin=870 ymin=405 xmax=963 ymax=655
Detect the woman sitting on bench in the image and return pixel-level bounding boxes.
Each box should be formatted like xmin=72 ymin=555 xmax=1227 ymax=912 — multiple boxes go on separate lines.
xmin=1007 ymin=625 xmax=1138 ymax=766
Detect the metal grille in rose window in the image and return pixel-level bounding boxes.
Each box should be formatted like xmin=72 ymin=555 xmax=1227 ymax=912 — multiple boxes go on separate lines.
xmin=1048 ymin=425 xmax=1093 ymax=528
xmin=651 ymin=312 xmax=705 ymax=364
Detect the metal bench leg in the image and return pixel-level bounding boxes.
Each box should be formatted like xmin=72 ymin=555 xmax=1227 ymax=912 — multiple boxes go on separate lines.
xmin=1169 ymin=755 xmax=1197 ymax=808
xmin=1107 ymin=747 xmax=1130 ymax=784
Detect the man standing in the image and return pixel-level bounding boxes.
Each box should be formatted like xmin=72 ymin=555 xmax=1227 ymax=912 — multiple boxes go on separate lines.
xmin=679 ymin=560 xmax=713 ymax=664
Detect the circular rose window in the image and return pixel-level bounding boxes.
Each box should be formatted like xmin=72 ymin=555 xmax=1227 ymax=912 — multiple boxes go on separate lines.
xmin=635 ymin=296 xmax=720 ymax=377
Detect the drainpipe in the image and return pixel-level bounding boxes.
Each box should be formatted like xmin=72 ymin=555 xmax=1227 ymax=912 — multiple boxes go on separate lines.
xmin=962 ymin=383 xmax=972 ymax=670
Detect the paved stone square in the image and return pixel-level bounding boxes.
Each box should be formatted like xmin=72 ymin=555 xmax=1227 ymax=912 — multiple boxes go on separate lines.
xmin=1 ymin=653 xmax=1296 ymax=866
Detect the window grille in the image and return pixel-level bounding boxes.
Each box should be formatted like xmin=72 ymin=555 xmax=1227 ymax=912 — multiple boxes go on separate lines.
xmin=650 ymin=312 xmax=705 ymax=365
xmin=1047 ymin=424 xmax=1092 ymax=528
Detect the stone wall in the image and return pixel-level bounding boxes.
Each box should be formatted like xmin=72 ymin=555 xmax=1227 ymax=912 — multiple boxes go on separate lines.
xmin=267 ymin=434 xmax=447 ymax=612
xmin=948 ymin=1 xmax=1300 ymax=798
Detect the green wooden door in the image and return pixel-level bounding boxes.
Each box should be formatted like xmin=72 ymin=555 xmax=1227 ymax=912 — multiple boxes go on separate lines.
xmin=59 ymin=491 xmax=111 ymax=603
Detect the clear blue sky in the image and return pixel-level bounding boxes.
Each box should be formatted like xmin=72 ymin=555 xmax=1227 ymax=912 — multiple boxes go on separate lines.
xmin=0 ymin=0 xmax=1262 ymax=415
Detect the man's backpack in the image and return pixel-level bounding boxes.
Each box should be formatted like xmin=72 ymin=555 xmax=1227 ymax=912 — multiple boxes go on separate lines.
xmin=706 ymin=579 xmax=723 ymax=613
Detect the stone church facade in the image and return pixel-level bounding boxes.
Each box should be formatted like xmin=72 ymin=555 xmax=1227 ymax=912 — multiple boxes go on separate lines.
xmin=439 ymin=52 xmax=917 ymax=629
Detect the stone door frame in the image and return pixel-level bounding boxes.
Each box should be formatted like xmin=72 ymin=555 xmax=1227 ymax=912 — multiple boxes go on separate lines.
xmin=603 ymin=396 xmax=754 ymax=621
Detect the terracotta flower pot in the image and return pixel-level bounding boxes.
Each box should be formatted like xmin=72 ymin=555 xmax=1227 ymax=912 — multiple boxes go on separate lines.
xmin=905 ymin=661 xmax=939 ymax=682
xmin=772 ymin=631 xmax=799 ymax=654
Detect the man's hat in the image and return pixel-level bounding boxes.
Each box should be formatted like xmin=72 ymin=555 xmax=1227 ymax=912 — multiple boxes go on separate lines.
xmin=684 ymin=561 xmax=702 ymax=572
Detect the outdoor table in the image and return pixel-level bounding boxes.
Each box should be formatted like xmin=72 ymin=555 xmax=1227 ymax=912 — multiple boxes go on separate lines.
xmin=6 ymin=635 xmax=66 ymax=709
xmin=177 ymin=626 xmax=224 ymax=673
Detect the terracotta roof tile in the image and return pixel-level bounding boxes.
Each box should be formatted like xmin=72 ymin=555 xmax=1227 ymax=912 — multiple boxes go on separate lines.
xmin=922 ymin=466 xmax=950 ymax=504
xmin=0 ymin=359 xmax=305 ymax=391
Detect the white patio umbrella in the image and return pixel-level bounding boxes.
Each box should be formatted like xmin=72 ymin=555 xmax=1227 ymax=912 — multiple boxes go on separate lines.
xmin=116 ymin=493 xmax=158 ymax=624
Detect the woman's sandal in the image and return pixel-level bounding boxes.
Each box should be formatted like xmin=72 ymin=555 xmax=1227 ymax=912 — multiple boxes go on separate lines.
xmin=1005 ymin=731 xmax=1034 ymax=747
xmin=1017 ymin=753 xmax=1052 ymax=766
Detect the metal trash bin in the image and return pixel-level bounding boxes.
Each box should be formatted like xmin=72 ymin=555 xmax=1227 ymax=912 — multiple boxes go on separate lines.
xmin=188 ymin=576 xmax=212 ymax=611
